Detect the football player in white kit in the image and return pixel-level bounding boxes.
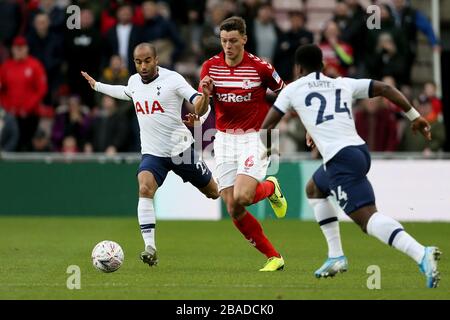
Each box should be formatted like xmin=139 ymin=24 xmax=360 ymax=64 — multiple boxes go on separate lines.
xmin=81 ymin=43 xmax=219 ymax=267
xmin=261 ymin=44 xmax=441 ymax=288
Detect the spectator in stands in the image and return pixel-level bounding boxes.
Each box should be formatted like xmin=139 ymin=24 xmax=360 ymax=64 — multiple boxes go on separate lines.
xmin=366 ymin=3 xmax=408 ymax=83
xmin=391 ymin=0 xmax=441 ymax=84
xmin=0 ymin=106 xmax=19 ymax=152
xmin=27 ymin=0 xmax=66 ymax=33
xmin=238 ymin=0 xmax=260 ymax=43
xmin=366 ymin=32 xmax=407 ymax=85
xmin=399 ymin=95 xmax=446 ymax=154
xmin=65 ymin=8 xmax=102 ymax=108
xmin=0 ymin=36 xmax=48 ymax=151
xmin=423 ymin=81 xmax=442 ymax=123
xmin=200 ymin=5 xmax=228 ymax=62
xmin=104 ymin=3 xmax=142 ymax=73
xmin=31 ymin=128 xmax=52 ymax=152
xmin=334 ymin=0 xmax=367 ymax=76
xmin=99 ymin=55 xmax=129 ymax=87
xmin=51 ymin=95 xmax=91 ymax=152
xmin=354 ymin=97 xmax=399 ymax=152
xmin=98 ymin=54 xmax=137 ymax=150
xmin=319 ymin=20 xmax=354 ymax=78
xmin=72 ymin=0 xmax=103 ymax=23
xmin=274 ymin=11 xmax=313 ymax=82
xmin=85 ymin=95 xmax=129 ymax=155
xmin=61 ymin=135 xmax=79 ymax=154
xmin=248 ymin=3 xmax=280 ymax=63
xmin=163 ymin=0 xmax=206 ymax=28
xmin=27 ymin=12 xmax=64 ymax=106
xmin=141 ymin=0 xmax=184 ymax=68
xmin=174 ymin=0 xmax=206 ymax=60
xmin=0 ymin=0 xmax=22 ymax=48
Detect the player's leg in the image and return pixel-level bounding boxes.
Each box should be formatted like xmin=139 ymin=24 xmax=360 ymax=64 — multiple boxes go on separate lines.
xmin=234 ymin=135 xmax=287 ymax=218
xmin=332 ymin=145 xmax=441 ymax=288
xmin=137 ymin=155 xmax=169 ymax=267
xmin=221 ymin=186 xmax=284 ymax=271
xmin=306 ymin=170 xmax=347 ymax=278
xmin=199 ymin=178 xmax=219 ymax=199
xmin=350 ymin=203 xmax=441 ymax=288
xmin=213 ymin=132 xmax=283 ymax=270
xmin=233 ymin=174 xmax=259 ymax=205
xmin=170 ymin=147 xmax=219 ymax=199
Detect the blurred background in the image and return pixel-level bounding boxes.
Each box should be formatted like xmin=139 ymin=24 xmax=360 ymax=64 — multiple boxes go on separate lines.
xmin=0 ymin=0 xmax=449 ymax=221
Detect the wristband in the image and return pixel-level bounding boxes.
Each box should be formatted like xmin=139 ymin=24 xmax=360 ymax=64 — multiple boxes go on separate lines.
xmin=405 ymin=108 xmax=420 ymax=121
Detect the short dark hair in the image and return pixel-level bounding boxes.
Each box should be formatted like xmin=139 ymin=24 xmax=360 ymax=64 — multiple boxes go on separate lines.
xmin=295 ymin=44 xmax=323 ymax=72
xmin=219 ymin=16 xmax=246 ymax=35
xmin=134 ymin=42 xmax=157 ymax=57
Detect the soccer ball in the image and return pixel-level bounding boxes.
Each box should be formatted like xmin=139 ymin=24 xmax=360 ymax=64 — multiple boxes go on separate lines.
xmin=91 ymin=240 xmax=124 ymax=273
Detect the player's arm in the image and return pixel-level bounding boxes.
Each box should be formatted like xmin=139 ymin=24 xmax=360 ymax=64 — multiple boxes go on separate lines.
xmin=183 ymin=106 xmax=211 ymax=127
xmin=194 ymin=75 xmax=214 ymax=116
xmin=185 ymin=76 xmax=214 ymax=126
xmin=371 ymin=80 xmax=431 ymax=140
xmin=192 ymin=76 xmax=213 ymax=117
xmin=81 ymin=71 xmax=132 ymax=101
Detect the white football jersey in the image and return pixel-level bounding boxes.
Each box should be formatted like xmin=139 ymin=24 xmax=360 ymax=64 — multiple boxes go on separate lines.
xmin=97 ymin=67 xmax=200 ymax=157
xmin=274 ymin=72 xmax=371 ymax=163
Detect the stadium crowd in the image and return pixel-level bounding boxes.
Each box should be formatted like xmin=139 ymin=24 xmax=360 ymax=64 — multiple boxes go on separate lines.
xmin=0 ymin=0 xmax=444 ymax=155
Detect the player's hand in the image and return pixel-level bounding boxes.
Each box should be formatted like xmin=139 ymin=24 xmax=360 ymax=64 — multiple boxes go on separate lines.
xmin=183 ymin=113 xmax=201 ymax=127
xmin=411 ymin=116 xmax=432 ymax=141
xmin=200 ymin=76 xmax=214 ymax=96
xmin=306 ymin=132 xmax=316 ymax=149
xmin=81 ymin=71 xmax=96 ymax=90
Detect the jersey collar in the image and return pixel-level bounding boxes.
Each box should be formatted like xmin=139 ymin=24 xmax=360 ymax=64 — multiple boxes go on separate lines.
xmin=304 ymin=71 xmax=323 ymax=80
xmin=220 ymin=51 xmax=249 ymax=68
xmin=141 ymin=68 xmax=160 ymax=84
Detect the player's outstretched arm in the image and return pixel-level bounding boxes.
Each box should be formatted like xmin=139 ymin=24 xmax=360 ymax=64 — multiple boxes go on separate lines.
xmin=192 ymin=92 xmax=210 ymax=117
xmin=195 ymin=76 xmax=214 ymax=116
xmin=81 ymin=71 xmax=96 ymax=89
xmin=371 ymin=80 xmax=431 ymax=140
xmin=80 ymin=71 xmax=132 ymax=102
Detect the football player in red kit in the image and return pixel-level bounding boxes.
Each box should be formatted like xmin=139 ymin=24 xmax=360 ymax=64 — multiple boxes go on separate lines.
xmin=196 ymin=17 xmax=287 ymax=271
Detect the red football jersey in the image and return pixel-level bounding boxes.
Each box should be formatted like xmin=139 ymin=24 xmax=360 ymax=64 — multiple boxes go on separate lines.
xmin=199 ymin=51 xmax=284 ymax=132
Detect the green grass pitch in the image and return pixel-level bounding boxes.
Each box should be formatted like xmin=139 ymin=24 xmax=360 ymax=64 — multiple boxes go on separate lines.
xmin=0 ymin=217 xmax=448 ymax=299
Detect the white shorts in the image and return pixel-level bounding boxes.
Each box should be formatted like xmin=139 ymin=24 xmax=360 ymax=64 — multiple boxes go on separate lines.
xmin=213 ymin=131 xmax=269 ymax=191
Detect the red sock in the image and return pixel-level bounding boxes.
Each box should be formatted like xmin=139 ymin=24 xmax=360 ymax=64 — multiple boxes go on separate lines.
xmin=252 ymin=180 xmax=275 ymax=204
xmin=233 ymin=211 xmax=280 ymax=258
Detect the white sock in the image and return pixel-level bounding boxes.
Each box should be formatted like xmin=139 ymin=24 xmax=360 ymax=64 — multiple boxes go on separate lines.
xmin=309 ymin=198 xmax=344 ymax=258
xmin=138 ymin=197 xmax=156 ymax=250
xmin=367 ymin=212 xmax=425 ymax=263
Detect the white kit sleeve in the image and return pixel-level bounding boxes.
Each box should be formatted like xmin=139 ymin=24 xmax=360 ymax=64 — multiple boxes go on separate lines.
xmin=95 ymin=82 xmax=132 ymax=101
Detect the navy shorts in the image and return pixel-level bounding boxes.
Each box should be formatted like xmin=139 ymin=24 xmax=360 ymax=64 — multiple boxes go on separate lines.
xmin=312 ymin=144 xmax=376 ymax=215
xmin=137 ymin=146 xmax=212 ymax=189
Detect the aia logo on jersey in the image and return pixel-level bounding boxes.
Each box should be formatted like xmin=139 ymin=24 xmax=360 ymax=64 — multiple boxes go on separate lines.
xmin=244 ymin=155 xmax=255 ymax=170
xmin=216 ymin=93 xmax=251 ymax=103
xmin=135 ymin=100 xmax=165 ymax=115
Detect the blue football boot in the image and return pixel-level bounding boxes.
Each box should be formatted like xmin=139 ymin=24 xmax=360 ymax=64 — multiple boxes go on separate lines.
xmin=315 ymin=256 xmax=348 ymax=278
xmin=419 ymin=246 xmax=441 ymax=288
